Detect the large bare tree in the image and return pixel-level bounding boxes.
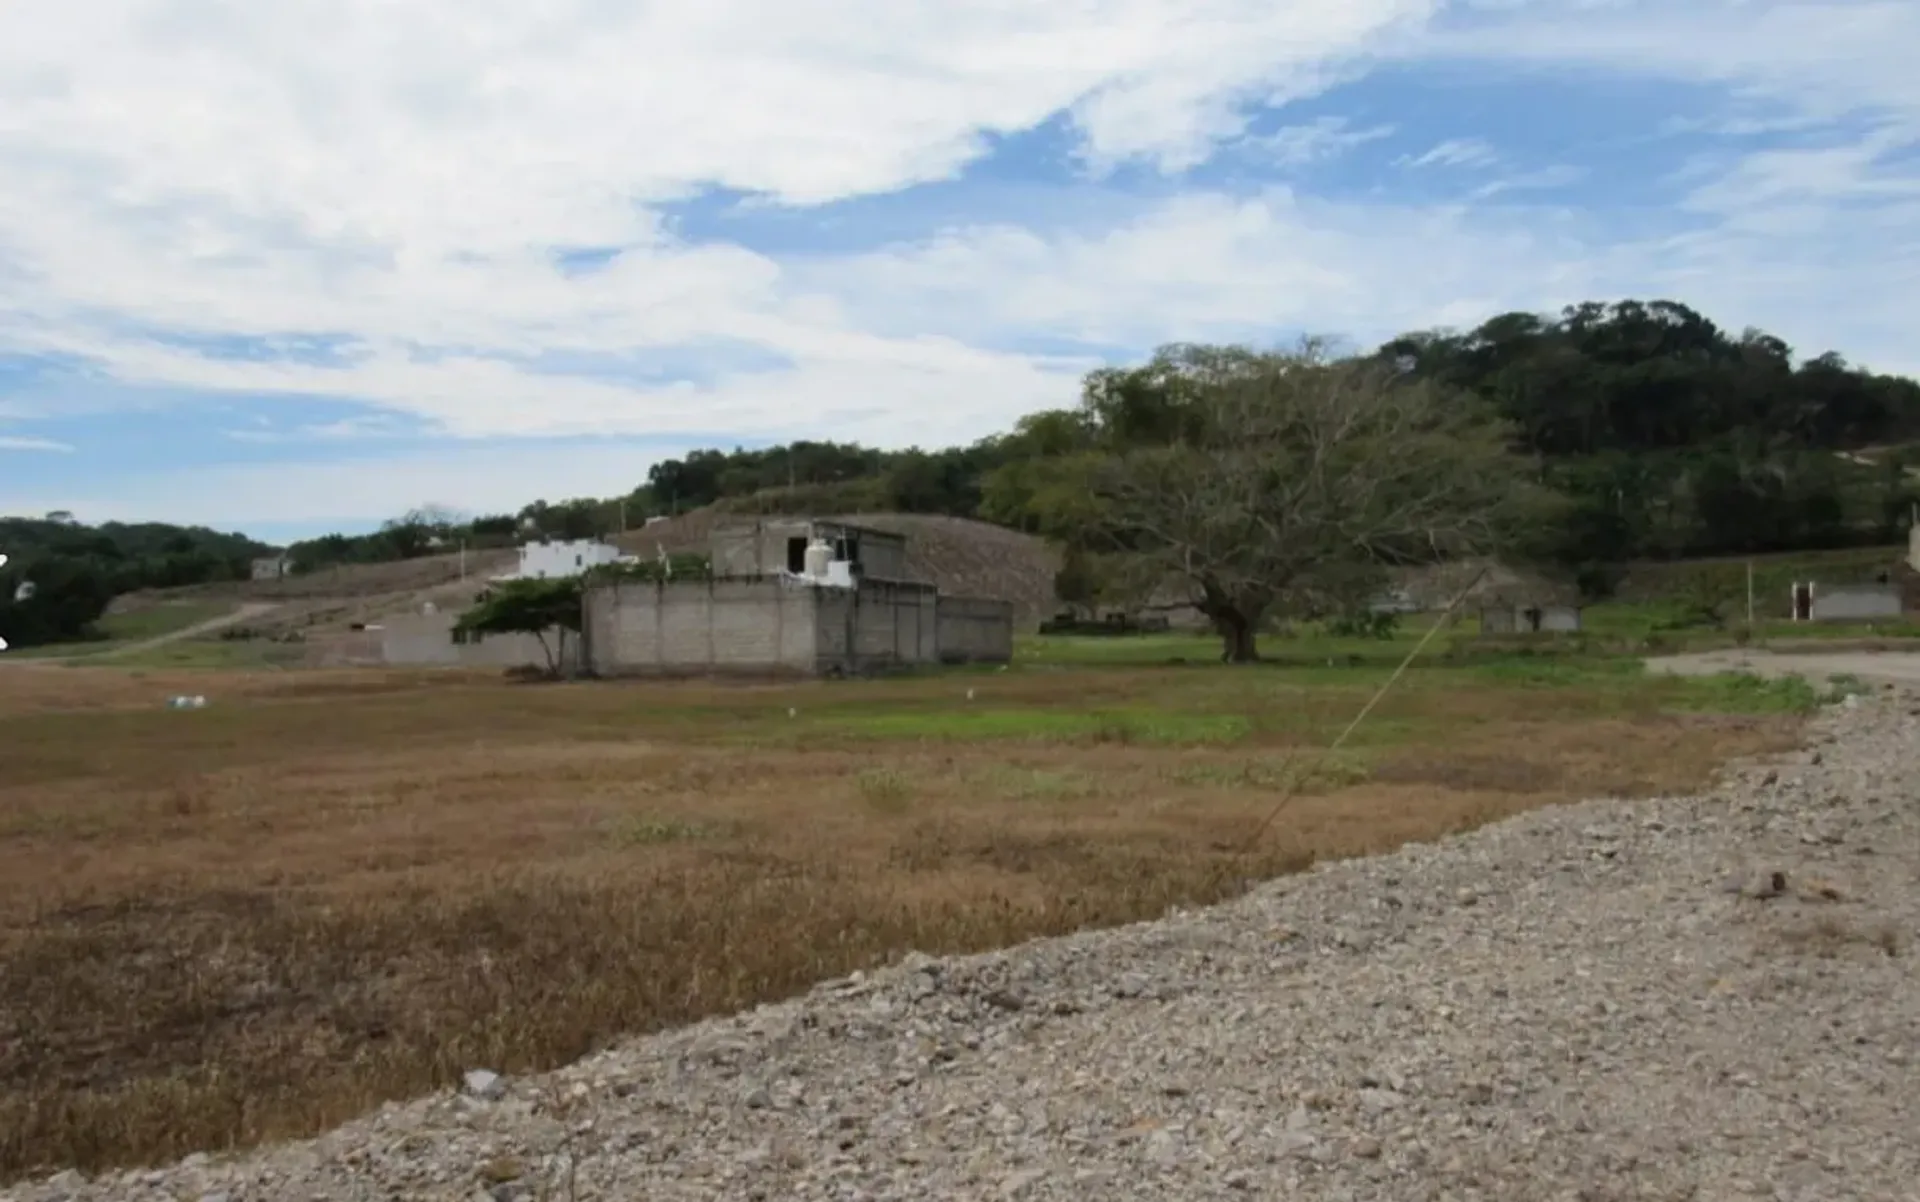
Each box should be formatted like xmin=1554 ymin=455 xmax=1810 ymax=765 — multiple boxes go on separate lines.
xmin=1064 ymin=342 xmax=1549 ymax=662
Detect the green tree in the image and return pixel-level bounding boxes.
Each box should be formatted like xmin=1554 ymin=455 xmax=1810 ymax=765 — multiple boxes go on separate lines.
xmin=0 ymin=556 xmax=116 ymax=647
xmin=1028 ymin=341 xmax=1548 ymax=662
xmin=1051 ymin=546 xmax=1109 ymax=617
xmin=453 ymin=578 xmax=584 ymax=677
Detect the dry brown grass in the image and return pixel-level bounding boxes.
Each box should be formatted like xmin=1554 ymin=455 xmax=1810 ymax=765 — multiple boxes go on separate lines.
xmin=0 ymin=661 xmax=1801 ymax=1180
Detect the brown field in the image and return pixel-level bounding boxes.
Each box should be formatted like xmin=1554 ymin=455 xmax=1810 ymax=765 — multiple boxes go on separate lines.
xmin=0 ymin=656 xmax=1806 ymax=1181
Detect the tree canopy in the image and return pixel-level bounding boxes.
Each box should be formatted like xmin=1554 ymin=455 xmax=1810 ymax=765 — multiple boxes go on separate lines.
xmin=0 ymin=516 xmax=271 ymax=648
xmin=994 ymin=341 xmax=1550 ymax=660
xmin=452 ymin=578 xmax=584 ymax=677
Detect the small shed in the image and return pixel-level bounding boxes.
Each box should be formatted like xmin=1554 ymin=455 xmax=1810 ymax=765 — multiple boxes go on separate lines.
xmin=1476 ymin=582 xmax=1583 ymax=635
xmin=1796 ymin=581 xmax=1902 ymax=623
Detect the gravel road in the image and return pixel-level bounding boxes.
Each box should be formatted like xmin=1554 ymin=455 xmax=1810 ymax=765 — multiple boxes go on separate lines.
xmin=1650 ymin=646 xmax=1920 ymax=687
xmin=9 ymin=693 xmax=1918 ymax=1202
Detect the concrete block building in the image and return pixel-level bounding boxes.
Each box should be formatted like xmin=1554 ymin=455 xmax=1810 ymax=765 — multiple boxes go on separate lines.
xmin=581 ymin=518 xmax=1013 ymax=677
xmin=707 ymin=518 xmax=910 ymax=582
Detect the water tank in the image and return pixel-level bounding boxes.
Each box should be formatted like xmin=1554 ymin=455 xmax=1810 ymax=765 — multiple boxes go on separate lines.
xmin=803 ymin=538 xmax=834 ymax=578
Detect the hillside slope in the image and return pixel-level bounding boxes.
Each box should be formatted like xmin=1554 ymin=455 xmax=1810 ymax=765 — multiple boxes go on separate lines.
xmin=111 ymin=510 xmax=1061 ymax=651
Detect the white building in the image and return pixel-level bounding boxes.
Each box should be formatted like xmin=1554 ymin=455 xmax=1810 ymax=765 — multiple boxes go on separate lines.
xmin=495 ymin=538 xmax=634 ymax=581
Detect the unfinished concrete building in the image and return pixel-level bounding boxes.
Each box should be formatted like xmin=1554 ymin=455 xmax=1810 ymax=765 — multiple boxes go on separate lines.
xmin=582 ymin=518 xmax=1014 ymax=677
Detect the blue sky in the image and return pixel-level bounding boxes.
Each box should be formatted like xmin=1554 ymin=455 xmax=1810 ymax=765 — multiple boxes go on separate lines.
xmin=2 ymin=0 xmax=1917 ymax=545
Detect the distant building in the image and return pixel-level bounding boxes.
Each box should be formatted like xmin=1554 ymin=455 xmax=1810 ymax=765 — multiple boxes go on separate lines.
xmin=1476 ymin=582 xmax=1583 ymax=635
xmin=250 ymin=555 xmax=290 ymax=581
xmin=493 ymin=538 xmax=634 ymax=582
xmin=382 ymin=519 xmax=1015 ymax=675
xmin=582 ymin=517 xmax=1012 ymax=677
xmin=1479 ymin=602 xmax=1583 ymax=634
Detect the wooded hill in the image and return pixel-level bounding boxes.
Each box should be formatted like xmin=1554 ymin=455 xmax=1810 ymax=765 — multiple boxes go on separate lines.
xmin=0 ymin=516 xmax=271 ymax=646
xmin=283 ymin=298 xmax=1919 ymax=586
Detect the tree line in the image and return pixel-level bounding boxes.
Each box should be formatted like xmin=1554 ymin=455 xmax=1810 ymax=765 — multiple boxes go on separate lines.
xmin=9 ymin=297 xmax=1917 ymax=657
xmin=657 ymin=299 xmax=1920 ymax=572
xmin=0 ymin=516 xmax=271 ymax=647
xmin=456 ymin=299 xmax=1920 ymax=666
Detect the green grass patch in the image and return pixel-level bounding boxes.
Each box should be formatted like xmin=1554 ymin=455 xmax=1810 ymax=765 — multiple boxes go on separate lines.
xmin=80 ymin=640 xmax=301 ymax=671
xmin=1658 ymin=671 xmax=1823 ymax=714
xmin=1016 ymin=619 xmax=1462 ymax=670
xmin=6 ymin=603 xmax=239 ymax=660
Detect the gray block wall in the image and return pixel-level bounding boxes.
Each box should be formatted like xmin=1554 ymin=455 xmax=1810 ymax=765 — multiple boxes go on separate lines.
xmin=813 ymin=579 xmax=939 ymax=671
xmin=851 ymin=533 xmax=908 ymax=582
xmin=708 ymin=519 xmax=911 ymax=581
xmin=583 ymin=577 xmax=819 ymax=676
xmin=1809 ymin=584 xmax=1902 ymax=622
xmin=936 ymin=595 xmax=1015 ymax=663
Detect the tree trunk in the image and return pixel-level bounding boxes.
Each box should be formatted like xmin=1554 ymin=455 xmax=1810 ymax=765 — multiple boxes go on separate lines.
xmin=1216 ymin=609 xmax=1261 ymax=663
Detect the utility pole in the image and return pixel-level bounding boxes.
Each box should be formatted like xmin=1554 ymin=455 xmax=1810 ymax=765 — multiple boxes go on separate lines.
xmin=1745 ymin=560 xmax=1754 ymax=629
xmin=459 ymin=539 xmax=467 ymax=582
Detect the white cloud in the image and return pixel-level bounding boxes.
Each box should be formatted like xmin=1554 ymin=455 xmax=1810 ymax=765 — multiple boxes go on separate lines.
xmin=1470 ymin=164 xmax=1589 ymax=199
xmin=808 ymin=182 xmax=1920 ymax=379
xmin=0 ymin=443 xmax=681 ymax=529
xmin=0 ymin=0 xmax=1435 ymax=447
xmin=1423 ymin=1 xmax=1920 ymax=124
xmin=0 ymin=0 xmax=1917 ymax=517
xmin=0 ymin=435 xmax=74 ymax=453
xmin=1402 ymin=137 xmax=1501 ymax=170
xmin=1240 ymin=117 xmax=1397 ymax=168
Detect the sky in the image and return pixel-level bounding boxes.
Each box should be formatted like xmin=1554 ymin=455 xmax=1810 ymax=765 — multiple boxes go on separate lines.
xmin=1 ymin=1 xmax=1917 ymax=545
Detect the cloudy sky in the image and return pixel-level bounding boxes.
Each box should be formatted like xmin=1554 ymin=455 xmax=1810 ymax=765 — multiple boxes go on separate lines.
xmin=1 ymin=0 xmax=1916 ymax=543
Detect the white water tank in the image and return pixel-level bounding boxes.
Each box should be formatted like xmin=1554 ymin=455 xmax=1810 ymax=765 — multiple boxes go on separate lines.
xmin=803 ymin=538 xmax=834 ymax=578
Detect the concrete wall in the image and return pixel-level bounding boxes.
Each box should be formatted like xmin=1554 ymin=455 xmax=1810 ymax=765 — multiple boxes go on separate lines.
xmin=583 ymin=576 xmax=820 ymax=676
xmin=1809 ymin=584 xmax=1903 ymax=622
xmin=1537 ymin=605 xmax=1582 ymax=633
xmin=843 ymin=526 xmax=908 ymax=582
xmin=708 ymin=519 xmax=910 ymax=581
xmin=936 ymin=595 xmax=1015 ymax=663
xmin=1479 ymin=604 xmax=1582 ymax=634
xmin=708 ymin=525 xmax=767 ymax=576
xmin=380 ymin=610 xmax=579 ymax=672
xmin=814 ymin=579 xmax=939 ymax=671
xmin=584 ymin=574 xmax=960 ymax=677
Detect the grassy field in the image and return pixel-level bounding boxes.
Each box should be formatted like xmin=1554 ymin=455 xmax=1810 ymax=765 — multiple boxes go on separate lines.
xmin=1615 ymin=543 xmax=1903 ymax=611
xmin=0 ymin=642 xmax=1831 ymax=1181
xmin=3 ymin=602 xmax=239 ymax=661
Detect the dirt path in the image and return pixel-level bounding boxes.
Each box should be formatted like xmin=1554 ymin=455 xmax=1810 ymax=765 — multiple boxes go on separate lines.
xmin=2 ymin=602 xmax=281 ymax=665
xmin=1648 ymin=645 xmax=1920 ymax=686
